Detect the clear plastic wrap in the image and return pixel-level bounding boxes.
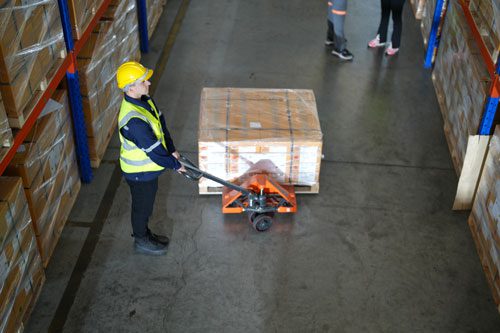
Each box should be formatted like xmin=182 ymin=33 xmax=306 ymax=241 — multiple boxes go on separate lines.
xmin=1 ymin=95 xmax=13 ymax=150
xmin=433 ymin=0 xmax=491 ymax=173
xmin=4 ymin=90 xmax=81 ymax=264
xmin=469 ymin=126 xmax=500 ymax=310
xmin=420 ymin=0 xmax=437 ymax=46
xmin=469 ymin=0 xmax=500 ymax=62
xmin=410 ymin=0 xmax=426 ymax=19
xmin=198 ymin=88 xmax=323 ymax=192
xmin=0 ymin=0 xmax=66 ymax=125
xmin=147 ymin=0 xmax=166 ymax=38
xmin=0 ymin=176 xmax=44 ymax=333
xmin=67 ymin=0 xmax=104 ymax=38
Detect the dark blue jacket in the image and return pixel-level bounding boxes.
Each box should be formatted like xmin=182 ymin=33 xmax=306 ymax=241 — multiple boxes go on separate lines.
xmin=120 ymin=94 xmax=181 ymax=181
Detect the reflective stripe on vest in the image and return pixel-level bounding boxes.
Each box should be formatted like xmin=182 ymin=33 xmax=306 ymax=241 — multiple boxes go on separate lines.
xmin=118 ymin=98 xmax=167 ymax=173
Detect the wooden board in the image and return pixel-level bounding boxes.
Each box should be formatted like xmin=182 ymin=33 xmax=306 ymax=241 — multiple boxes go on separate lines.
xmin=453 ymin=135 xmax=490 ymax=210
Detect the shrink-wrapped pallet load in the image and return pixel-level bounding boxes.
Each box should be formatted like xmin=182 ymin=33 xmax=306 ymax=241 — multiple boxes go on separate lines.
xmin=421 ymin=0 xmax=437 ymax=46
xmin=469 ymin=0 xmax=500 ymax=63
xmin=147 ymin=0 xmax=167 ymax=38
xmin=468 ymin=126 xmax=500 ymax=313
xmin=1 ymin=95 xmax=13 ymax=160
xmin=410 ymin=0 xmax=426 ymax=19
xmin=432 ymin=0 xmax=490 ymax=173
xmin=198 ymin=88 xmax=323 ymax=194
xmin=67 ymin=0 xmax=104 ymax=39
xmin=0 ymin=177 xmax=45 ymax=332
xmin=78 ymin=0 xmax=141 ymax=167
xmin=0 ymin=0 xmax=66 ymax=128
xmin=4 ymin=91 xmax=81 ymax=266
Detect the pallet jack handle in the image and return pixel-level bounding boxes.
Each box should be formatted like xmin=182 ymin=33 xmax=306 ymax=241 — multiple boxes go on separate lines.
xmin=178 ymin=155 xmax=252 ymax=196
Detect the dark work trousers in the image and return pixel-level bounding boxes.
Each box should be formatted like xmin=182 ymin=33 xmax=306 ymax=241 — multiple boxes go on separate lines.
xmin=126 ymin=177 xmax=159 ymax=238
xmin=377 ymin=0 xmax=406 ymax=48
xmin=327 ymin=20 xmax=335 ymax=43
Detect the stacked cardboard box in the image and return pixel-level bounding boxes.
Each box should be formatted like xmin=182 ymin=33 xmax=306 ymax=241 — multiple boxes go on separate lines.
xmin=198 ymin=88 xmax=323 ymax=194
xmin=147 ymin=0 xmax=167 ymax=38
xmin=469 ymin=0 xmax=500 ymax=62
xmin=78 ymin=0 xmax=141 ymax=167
xmin=0 ymin=177 xmax=45 ymax=332
xmin=67 ymin=0 xmax=104 ymax=39
xmin=0 ymin=0 xmax=66 ymax=128
xmin=468 ymin=126 xmax=500 ymax=313
xmin=4 ymin=91 xmax=81 ymax=266
xmin=432 ymin=0 xmax=491 ymax=174
xmin=1 ymin=95 xmax=13 ymax=161
xmin=410 ymin=0 xmax=426 ymax=19
xmin=421 ymin=0 xmax=437 ymax=46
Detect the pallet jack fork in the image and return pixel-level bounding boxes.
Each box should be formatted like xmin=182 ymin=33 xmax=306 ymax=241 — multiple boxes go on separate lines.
xmin=179 ymin=155 xmax=297 ymax=231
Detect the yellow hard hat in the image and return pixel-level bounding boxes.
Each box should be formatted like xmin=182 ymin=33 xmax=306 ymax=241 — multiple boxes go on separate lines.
xmin=116 ymin=61 xmax=153 ymax=89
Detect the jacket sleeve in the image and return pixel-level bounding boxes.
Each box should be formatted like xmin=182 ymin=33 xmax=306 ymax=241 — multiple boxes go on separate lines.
xmin=120 ymin=118 xmax=181 ymax=170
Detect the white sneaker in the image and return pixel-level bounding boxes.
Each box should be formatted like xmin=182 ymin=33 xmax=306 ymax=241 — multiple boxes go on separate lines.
xmin=368 ymin=34 xmax=386 ymax=48
xmin=325 ymin=39 xmax=335 ymax=46
xmin=385 ymin=42 xmax=399 ymax=56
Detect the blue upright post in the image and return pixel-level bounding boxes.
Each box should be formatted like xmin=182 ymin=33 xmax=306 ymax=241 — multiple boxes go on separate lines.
xmin=58 ymin=0 xmax=93 ymax=182
xmin=478 ymin=54 xmax=500 ymax=135
xmin=424 ymin=0 xmax=448 ymax=69
xmin=137 ymin=0 xmax=149 ymax=53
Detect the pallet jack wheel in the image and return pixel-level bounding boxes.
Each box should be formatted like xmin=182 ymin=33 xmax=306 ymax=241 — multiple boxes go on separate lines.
xmin=249 ymin=213 xmax=273 ymax=232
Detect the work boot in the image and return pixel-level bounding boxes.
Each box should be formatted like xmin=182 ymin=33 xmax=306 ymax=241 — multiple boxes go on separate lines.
xmin=147 ymin=228 xmax=170 ymax=246
xmin=134 ymin=235 xmax=167 ymax=256
xmin=332 ymin=48 xmax=354 ymax=61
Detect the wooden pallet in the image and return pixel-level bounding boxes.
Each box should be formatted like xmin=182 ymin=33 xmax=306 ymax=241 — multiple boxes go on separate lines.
xmin=199 ymin=183 xmax=319 ymax=195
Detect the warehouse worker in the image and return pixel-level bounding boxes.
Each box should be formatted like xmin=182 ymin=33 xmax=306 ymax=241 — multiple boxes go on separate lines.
xmin=325 ymin=0 xmax=353 ymax=61
xmin=116 ymin=61 xmax=185 ymax=256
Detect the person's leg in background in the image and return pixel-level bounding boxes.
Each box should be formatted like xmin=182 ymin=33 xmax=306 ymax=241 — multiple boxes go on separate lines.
xmin=368 ymin=0 xmax=391 ymax=47
xmin=331 ymin=0 xmax=353 ymax=60
xmin=386 ymin=0 xmax=406 ymax=54
xmin=325 ymin=19 xmax=335 ymax=46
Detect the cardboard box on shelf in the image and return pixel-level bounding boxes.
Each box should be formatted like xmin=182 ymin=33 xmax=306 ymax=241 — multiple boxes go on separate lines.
xmin=0 ymin=1 xmax=66 ymax=128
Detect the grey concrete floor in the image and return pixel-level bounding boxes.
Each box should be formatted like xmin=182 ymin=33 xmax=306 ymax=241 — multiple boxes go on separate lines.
xmin=26 ymin=0 xmax=500 ymax=332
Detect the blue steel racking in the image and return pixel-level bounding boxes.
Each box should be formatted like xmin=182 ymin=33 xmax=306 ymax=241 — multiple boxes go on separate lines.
xmin=0 ymin=0 xmax=152 ymax=183
xmin=424 ymin=0 xmax=500 ymax=136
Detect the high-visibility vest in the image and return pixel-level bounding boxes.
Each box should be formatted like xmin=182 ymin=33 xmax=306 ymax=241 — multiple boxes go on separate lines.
xmin=118 ymin=98 xmax=167 ymax=174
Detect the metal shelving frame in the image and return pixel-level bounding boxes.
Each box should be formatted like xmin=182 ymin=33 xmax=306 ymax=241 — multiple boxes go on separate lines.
xmin=0 ymin=0 xmax=152 ymax=182
xmin=424 ymin=0 xmax=499 ymax=136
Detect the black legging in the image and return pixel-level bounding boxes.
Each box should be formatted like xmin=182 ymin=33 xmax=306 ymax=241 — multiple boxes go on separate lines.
xmin=377 ymin=0 xmax=406 ymax=48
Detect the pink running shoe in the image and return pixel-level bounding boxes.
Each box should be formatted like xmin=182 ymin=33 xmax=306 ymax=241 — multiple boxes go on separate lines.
xmin=385 ymin=44 xmax=399 ymax=56
xmin=368 ymin=34 xmax=386 ymax=48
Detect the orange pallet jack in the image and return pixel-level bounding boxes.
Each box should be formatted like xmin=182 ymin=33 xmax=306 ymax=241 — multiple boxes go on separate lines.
xmin=179 ymin=156 xmax=297 ymax=232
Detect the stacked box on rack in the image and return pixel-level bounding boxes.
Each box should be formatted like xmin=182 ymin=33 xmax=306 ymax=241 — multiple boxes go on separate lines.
xmin=67 ymin=0 xmax=104 ymax=39
xmin=469 ymin=0 xmax=500 ymax=62
xmin=0 ymin=177 xmax=45 ymax=333
xmin=4 ymin=90 xmax=81 ymax=266
xmin=468 ymin=126 xmax=500 ymax=313
xmin=432 ymin=1 xmax=491 ymax=174
xmin=147 ymin=0 xmax=167 ymax=38
xmin=1 ymin=95 xmax=13 ymax=161
xmin=198 ymin=88 xmax=323 ymax=194
xmin=0 ymin=0 xmax=66 ymax=128
xmin=78 ymin=0 xmax=141 ymax=167
xmin=410 ymin=0 xmax=426 ymax=19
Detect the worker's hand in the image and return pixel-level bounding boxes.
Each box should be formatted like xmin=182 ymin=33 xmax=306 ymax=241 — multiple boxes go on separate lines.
xmin=172 ymin=151 xmax=180 ymax=159
xmin=177 ymin=165 xmax=187 ymax=173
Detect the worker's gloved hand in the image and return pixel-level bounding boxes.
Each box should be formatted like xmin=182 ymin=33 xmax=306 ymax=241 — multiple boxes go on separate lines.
xmin=172 ymin=151 xmax=180 ymax=159
xmin=177 ymin=165 xmax=187 ymax=173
